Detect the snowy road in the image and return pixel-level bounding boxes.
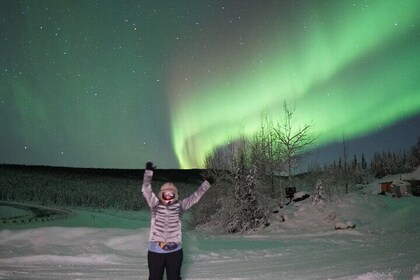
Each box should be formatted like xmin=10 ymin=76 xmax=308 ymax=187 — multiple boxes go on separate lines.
xmin=0 ymin=226 xmax=419 ymax=280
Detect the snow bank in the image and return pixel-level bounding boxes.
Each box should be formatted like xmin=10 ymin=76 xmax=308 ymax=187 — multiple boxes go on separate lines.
xmin=353 ymin=271 xmax=395 ymax=280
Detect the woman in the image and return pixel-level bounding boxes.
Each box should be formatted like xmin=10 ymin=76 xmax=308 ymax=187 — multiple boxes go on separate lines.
xmin=141 ymin=161 xmax=213 ymax=280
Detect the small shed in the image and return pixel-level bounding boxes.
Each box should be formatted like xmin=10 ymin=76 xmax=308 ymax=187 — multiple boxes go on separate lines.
xmin=379 ymin=180 xmax=411 ymax=197
xmin=380 ymin=181 xmax=393 ymax=193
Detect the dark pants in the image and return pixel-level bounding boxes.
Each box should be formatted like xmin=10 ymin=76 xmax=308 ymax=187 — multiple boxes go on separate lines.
xmin=147 ymin=249 xmax=183 ymax=280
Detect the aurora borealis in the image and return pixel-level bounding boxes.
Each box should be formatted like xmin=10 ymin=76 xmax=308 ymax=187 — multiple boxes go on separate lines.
xmin=1 ymin=0 xmax=419 ymax=169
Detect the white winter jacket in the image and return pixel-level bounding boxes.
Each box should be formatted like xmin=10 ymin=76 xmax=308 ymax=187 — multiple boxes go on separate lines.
xmin=141 ymin=170 xmax=211 ymax=244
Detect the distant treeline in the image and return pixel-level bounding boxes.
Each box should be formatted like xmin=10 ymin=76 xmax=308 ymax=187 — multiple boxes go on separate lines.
xmin=0 ymin=164 xmax=204 ymax=210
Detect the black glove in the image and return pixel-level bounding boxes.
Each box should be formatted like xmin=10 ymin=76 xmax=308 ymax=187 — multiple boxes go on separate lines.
xmin=202 ymin=174 xmax=215 ymax=185
xmin=146 ymin=161 xmax=156 ymax=171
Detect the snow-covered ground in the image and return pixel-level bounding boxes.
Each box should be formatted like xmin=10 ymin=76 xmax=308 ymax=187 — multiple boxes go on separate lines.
xmin=0 ymin=170 xmax=419 ymax=280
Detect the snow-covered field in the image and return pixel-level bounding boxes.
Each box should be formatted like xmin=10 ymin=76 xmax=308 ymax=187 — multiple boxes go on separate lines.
xmin=1 ymin=171 xmax=419 ymax=280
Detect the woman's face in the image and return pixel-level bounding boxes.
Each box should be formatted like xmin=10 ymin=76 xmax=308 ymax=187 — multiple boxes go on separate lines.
xmin=162 ymin=191 xmax=175 ymax=201
xmin=161 ymin=191 xmax=176 ymax=205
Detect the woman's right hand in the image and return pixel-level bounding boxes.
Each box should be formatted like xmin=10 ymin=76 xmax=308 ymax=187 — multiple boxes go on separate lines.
xmin=146 ymin=161 xmax=156 ymax=170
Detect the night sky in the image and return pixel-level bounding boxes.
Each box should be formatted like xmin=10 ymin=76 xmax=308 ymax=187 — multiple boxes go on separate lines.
xmin=1 ymin=0 xmax=419 ymax=169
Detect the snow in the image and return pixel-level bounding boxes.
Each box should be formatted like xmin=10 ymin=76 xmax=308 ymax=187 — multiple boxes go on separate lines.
xmin=0 ymin=171 xmax=419 ymax=279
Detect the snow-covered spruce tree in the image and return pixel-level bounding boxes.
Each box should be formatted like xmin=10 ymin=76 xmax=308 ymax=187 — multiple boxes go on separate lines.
xmin=193 ymin=137 xmax=272 ymax=233
xmin=312 ymin=179 xmax=325 ymax=206
xmin=199 ymin=163 xmax=271 ymax=233
xmin=316 ymin=164 xmax=344 ymax=202
xmin=230 ymin=157 xmax=272 ymax=233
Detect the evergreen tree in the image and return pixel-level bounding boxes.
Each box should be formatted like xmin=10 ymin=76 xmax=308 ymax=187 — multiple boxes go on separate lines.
xmin=361 ymin=154 xmax=367 ymax=170
xmin=352 ymin=154 xmax=358 ymax=170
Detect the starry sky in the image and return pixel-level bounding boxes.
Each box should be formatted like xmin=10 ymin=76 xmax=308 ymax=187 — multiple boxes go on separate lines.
xmin=1 ymin=0 xmax=419 ymax=169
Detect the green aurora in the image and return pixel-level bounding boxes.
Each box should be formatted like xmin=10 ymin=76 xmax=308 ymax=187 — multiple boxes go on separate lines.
xmin=168 ymin=0 xmax=420 ymax=168
xmin=1 ymin=0 xmax=419 ymax=169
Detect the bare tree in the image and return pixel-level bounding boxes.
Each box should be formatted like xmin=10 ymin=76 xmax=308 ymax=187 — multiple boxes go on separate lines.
xmin=272 ymin=102 xmax=316 ymax=181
